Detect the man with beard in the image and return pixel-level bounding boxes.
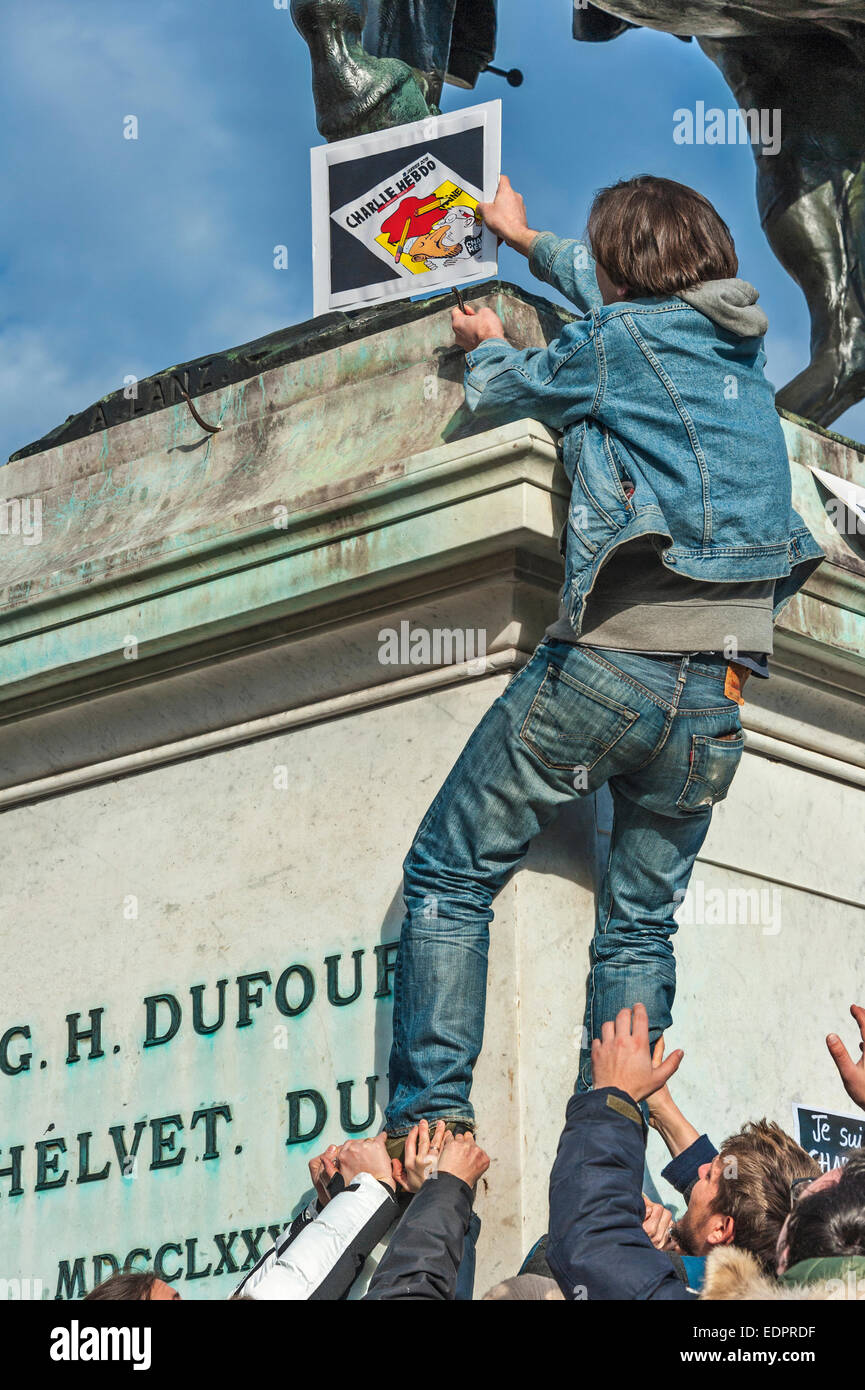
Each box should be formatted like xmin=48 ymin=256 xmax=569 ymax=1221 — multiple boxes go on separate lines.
xmin=643 ymin=1042 xmax=820 ymax=1273
xmin=544 ymin=1006 xmax=818 ymax=1300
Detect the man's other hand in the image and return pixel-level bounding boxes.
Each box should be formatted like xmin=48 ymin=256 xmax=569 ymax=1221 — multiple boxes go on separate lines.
xmin=451 ymin=303 xmax=505 ymax=351
xmin=476 ymin=175 xmax=536 ymax=255
xmin=308 ymin=1144 xmax=340 ymax=1206
xmin=646 ymin=1037 xmax=701 ymax=1158
xmin=436 ymin=1130 xmax=490 ymax=1189
xmin=393 ymin=1119 xmax=447 ymax=1193
xmin=591 ymin=1004 xmax=684 ymax=1103
xmin=646 ymin=1039 xmax=677 ymax=1129
xmin=642 ymin=1195 xmax=674 ymax=1250
xmin=827 ymin=1004 xmax=865 ymax=1110
xmin=336 ymin=1132 xmax=396 ymax=1190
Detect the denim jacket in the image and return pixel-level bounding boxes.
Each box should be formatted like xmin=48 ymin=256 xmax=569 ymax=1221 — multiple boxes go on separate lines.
xmin=464 ymin=233 xmax=824 ymax=634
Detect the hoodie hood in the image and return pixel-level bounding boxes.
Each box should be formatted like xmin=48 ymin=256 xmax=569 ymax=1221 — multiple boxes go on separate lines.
xmin=700 ymin=1246 xmax=865 ymax=1300
xmin=677 ymin=278 xmax=768 ymax=339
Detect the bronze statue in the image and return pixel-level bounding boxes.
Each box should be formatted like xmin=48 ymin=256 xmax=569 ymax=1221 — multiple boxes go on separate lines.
xmin=573 ymin=3 xmax=865 ymax=426
xmin=289 ymin=0 xmax=495 ymax=140
xmin=291 ymin=0 xmax=865 ymax=428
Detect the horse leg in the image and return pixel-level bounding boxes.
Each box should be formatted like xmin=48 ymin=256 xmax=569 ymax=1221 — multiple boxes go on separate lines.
xmin=291 ymin=0 xmax=436 ymax=142
xmin=770 ymin=167 xmax=865 ymax=426
xmin=703 ymin=29 xmax=865 ymax=427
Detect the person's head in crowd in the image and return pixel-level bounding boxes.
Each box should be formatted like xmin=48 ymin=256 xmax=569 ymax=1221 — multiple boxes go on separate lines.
xmin=482 ymin=1275 xmax=564 ymax=1300
xmin=775 ymin=1152 xmax=865 ymax=1275
xmin=85 ymin=1271 xmax=180 ymax=1301
xmin=671 ymin=1121 xmax=820 ymax=1270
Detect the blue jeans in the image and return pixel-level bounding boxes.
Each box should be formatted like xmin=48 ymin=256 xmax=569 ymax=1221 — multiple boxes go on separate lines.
xmin=385 ymin=641 xmax=744 ymax=1134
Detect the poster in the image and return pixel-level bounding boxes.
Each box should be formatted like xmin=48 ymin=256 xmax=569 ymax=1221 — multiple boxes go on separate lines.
xmin=793 ymin=1101 xmax=865 ymax=1171
xmin=809 ymin=464 xmax=865 ymax=530
xmin=310 ymin=100 xmax=501 ymax=316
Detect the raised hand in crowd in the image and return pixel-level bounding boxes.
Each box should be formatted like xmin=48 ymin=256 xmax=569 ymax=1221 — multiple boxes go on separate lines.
xmin=335 ymin=1132 xmax=396 ymax=1190
xmin=393 ymin=1119 xmax=448 ymax=1193
xmin=436 ymin=1130 xmax=491 ymax=1189
xmin=308 ymin=1145 xmax=340 ymax=1206
xmin=591 ymin=1004 xmax=684 ymax=1103
xmin=826 ymin=1003 xmax=865 ymax=1110
xmin=641 ymin=1196 xmax=674 ymax=1251
xmin=646 ymin=1037 xmax=701 ymax=1158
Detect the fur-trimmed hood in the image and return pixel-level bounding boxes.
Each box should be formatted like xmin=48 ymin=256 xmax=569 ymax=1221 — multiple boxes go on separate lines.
xmin=701 ymin=1246 xmax=865 ymax=1300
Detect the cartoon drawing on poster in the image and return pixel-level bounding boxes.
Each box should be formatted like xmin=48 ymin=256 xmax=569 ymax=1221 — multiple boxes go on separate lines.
xmin=793 ymin=1101 xmax=865 ymax=1171
xmin=339 ymin=158 xmax=483 ymax=274
xmin=311 ymin=101 xmax=501 ymax=316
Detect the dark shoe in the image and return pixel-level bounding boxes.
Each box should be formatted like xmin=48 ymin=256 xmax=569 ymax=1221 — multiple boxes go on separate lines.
xmin=385 ymin=1119 xmax=474 ymax=1162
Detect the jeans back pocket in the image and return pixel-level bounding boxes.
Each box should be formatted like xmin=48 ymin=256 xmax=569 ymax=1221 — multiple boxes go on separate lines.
xmin=519 ymin=663 xmax=639 ymax=773
xmin=676 ymin=731 xmax=744 ymax=813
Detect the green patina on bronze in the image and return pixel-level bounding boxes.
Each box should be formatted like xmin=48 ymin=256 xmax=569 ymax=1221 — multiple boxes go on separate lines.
xmin=9 ymin=281 xmax=570 ymax=463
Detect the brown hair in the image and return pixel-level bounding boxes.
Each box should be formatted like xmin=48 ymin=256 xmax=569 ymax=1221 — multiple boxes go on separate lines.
xmin=713 ymin=1120 xmax=820 ymax=1272
xmin=85 ymin=1270 xmax=157 ymax=1301
xmin=587 ymin=175 xmax=738 ymax=296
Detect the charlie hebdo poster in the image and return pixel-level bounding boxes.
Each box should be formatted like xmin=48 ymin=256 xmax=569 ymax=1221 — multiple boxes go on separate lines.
xmin=311 ymin=101 xmax=501 ymax=316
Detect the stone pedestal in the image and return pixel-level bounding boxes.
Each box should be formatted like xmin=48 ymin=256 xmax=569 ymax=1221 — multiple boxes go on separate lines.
xmin=0 ymin=284 xmax=863 ymax=1298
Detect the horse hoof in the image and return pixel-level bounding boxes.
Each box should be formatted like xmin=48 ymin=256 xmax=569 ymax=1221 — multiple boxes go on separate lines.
xmin=291 ymin=0 xmax=434 ymax=141
xmin=777 ymin=345 xmax=865 ymax=429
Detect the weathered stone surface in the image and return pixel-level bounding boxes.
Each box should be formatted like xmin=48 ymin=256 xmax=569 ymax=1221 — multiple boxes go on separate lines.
xmin=0 ymin=286 xmax=863 ymax=1299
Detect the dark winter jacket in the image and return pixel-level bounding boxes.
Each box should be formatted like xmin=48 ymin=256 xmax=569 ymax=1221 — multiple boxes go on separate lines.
xmin=521 ymin=1125 xmax=716 ymax=1289
xmin=547 ymin=1087 xmax=696 ymax=1300
xmin=364 ymin=1172 xmax=475 ymax=1300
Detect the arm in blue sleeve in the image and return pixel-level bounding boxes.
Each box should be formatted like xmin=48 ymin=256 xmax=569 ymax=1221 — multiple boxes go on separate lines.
xmin=547 ymin=1088 xmax=694 ymax=1301
xmin=529 ymin=232 xmax=603 ymax=316
xmin=463 ymin=317 xmax=600 ymax=432
xmin=661 ymin=1135 xmax=718 ymax=1199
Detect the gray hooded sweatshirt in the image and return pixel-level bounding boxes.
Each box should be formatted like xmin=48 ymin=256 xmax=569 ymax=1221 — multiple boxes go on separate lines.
xmin=679 ymin=277 xmax=769 ymax=340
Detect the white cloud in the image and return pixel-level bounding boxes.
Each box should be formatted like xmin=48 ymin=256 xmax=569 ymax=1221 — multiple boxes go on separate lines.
xmin=0 ymin=325 xmax=111 ymax=461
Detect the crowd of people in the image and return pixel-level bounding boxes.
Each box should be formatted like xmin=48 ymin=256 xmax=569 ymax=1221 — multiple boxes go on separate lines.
xmin=86 ymin=1001 xmax=865 ymax=1302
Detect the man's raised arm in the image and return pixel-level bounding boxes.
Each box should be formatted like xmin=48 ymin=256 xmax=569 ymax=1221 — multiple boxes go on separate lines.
xmin=547 ymin=1005 xmax=693 ymax=1301
xmin=477 ymin=174 xmax=603 ymax=316
xmin=451 ymin=302 xmax=599 ymax=433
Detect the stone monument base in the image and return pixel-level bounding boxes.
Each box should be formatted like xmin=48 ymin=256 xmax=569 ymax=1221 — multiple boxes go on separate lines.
xmin=1 ymin=284 xmax=864 ymax=1296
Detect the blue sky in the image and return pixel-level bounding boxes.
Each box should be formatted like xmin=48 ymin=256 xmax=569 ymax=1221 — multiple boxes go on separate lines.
xmin=4 ymin=0 xmax=861 ymax=463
